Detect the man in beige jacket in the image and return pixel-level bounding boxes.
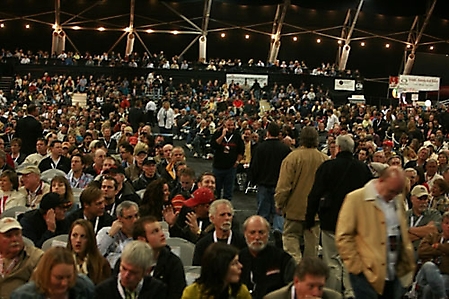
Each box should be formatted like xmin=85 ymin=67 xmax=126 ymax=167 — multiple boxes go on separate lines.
xmin=336 ymin=166 xmax=415 ymax=298
xmin=275 ymin=126 xmax=327 ymax=263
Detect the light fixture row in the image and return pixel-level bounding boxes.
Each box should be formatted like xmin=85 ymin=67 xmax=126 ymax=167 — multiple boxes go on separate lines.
xmin=0 ymin=23 xmax=439 ymax=51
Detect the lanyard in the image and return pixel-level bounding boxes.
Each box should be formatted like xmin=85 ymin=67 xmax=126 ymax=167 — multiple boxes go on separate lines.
xmin=410 ymin=214 xmax=423 ymax=227
xmin=213 ymin=230 xmax=232 ymax=245
xmin=51 ymin=157 xmax=60 ymax=169
xmin=0 ymin=255 xmax=19 ymax=277
xmin=27 ymin=182 xmax=42 ymax=208
xmin=223 ymin=134 xmax=234 ymax=144
xmin=84 ymin=215 xmax=100 ymax=233
xmin=0 ymin=196 xmax=7 ymax=214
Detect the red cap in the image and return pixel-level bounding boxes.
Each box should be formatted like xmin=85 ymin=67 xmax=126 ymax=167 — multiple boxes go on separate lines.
xmin=183 ymin=187 xmax=215 ymax=208
xmin=383 ymin=140 xmax=393 ymax=147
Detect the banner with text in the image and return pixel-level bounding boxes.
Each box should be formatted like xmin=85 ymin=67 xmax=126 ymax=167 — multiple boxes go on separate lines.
xmin=334 ymin=79 xmax=355 ymax=91
xmin=398 ymin=75 xmax=440 ymax=91
xmin=226 ymin=74 xmax=268 ymax=88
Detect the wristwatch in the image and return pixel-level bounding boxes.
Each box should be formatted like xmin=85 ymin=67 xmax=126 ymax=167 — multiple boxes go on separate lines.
xmin=196 ymin=229 xmax=202 ymax=235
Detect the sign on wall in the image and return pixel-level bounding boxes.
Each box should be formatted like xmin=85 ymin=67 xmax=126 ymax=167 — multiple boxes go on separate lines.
xmin=334 ymin=79 xmax=355 ymax=91
xmin=398 ymin=75 xmax=440 ymax=91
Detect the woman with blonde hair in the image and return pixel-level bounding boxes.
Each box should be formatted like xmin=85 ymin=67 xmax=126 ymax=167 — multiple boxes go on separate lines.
xmin=11 ymin=247 xmax=95 ymax=299
xmin=67 ymin=219 xmax=111 ymax=285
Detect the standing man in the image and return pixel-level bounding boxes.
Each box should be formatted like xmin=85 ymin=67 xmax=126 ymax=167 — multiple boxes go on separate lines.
xmin=336 ymin=167 xmax=415 ymax=298
xmin=305 ymin=134 xmax=372 ymax=298
xmin=157 ymin=101 xmax=175 ymax=139
xmin=250 ymin=122 xmax=291 ymax=243
xmin=15 ymin=104 xmax=43 ymax=156
xmin=210 ymin=118 xmax=244 ymax=201
xmin=275 ymin=126 xmax=328 ymax=263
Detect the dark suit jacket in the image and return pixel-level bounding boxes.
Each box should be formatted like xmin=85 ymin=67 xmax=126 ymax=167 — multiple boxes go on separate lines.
xmin=66 ymin=208 xmax=114 ymax=234
xmin=95 ymin=275 xmax=167 ymax=299
xmin=38 ymin=156 xmax=71 ymax=174
xmin=15 ymin=116 xmax=43 ymax=156
xmin=263 ymin=283 xmax=342 ymax=299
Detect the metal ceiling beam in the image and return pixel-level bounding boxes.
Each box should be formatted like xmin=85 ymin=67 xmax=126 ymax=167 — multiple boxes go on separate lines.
xmin=199 ymin=0 xmax=213 ymax=62
xmin=51 ymin=0 xmax=65 ymax=55
xmin=61 ymin=0 xmax=103 ymax=26
xmin=338 ymin=0 xmax=364 ymax=71
xmin=267 ymin=0 xmax=290 ymax=64
xmin=125 ymin=0 xmax=136 ymax=56
xmin=161 ymin=1 xmax=202 ymax=32
xmin=403 ymin=0 xmax=438 ymax=74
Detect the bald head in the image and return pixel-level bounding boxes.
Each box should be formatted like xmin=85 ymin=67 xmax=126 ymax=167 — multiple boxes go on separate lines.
xmin=377 ymin=166 xmax=405 ymax=202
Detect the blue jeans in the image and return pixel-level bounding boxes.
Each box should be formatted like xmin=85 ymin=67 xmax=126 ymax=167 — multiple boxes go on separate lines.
xmin=350 ymin=272 xmax=404 ymax=299
xmin=213 ymin=167 xmax=237 ymax=200
xmin=256 ymin=185 xmax=283 ymax=232
xmin=416 ymin=261 xmax=449 ymax=298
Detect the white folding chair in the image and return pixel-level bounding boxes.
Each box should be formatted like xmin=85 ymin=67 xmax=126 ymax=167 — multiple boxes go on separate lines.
xmin=1 ymin=206 xmax=30 ymax=219
xmin=41 ymin=169 xmax=67 ymax=184
xmin=42 ymin=234 xmax=69 ymax=251
xmin=166 ymin=237 xmax=195 ymax=266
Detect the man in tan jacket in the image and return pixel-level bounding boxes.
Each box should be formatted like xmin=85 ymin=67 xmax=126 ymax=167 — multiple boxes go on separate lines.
xmin=0 ymin=217 xmax=43 ymax=298
xmin=336 ymin=167 xmax=415 ymax=298
xmin=275 ymin=126 xmax=327 ymax=263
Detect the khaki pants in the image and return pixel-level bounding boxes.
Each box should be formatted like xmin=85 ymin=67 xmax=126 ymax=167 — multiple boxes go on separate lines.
xmin=322 ymin=230 xmax=354 ymax=298
xmin=283 ymin=218 xmax=320 ymax=264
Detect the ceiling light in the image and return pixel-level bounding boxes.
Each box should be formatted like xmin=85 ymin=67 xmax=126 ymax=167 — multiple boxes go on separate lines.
xmin=25 ymin=24 xmax=30 ymax=29
xmin=385 ymin=43 xmax=390 ymax=48
xmin=72 ymin=26 xmax=81 ymax=30
xmin=172 ymin=30 xmax=179 ymax=35
xmin=221 ymin=33 xmax=225 ymax=38
xmin=245 ymin=34 xmax=250 ymax=39
xmin=430 ymin=46 xmax=434 ymax=50
xmin=316 ymin=38 xmax=321 ymax=43
xmin=98 ymin=27 xmax=105 ymax=31
xmin=293 ymin=37 xmax=298 ymax=41
xmin=361 ymin=42 xmax=365 ymax=46
xmin=146 ymin=29 xmax=153 ymax=33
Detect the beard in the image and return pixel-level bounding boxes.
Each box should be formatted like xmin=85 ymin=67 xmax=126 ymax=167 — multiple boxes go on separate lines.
xmin=248 ymin=240 xmax=267 ymax=252
xmin=221 ymin=222 xmax=232 ymax=232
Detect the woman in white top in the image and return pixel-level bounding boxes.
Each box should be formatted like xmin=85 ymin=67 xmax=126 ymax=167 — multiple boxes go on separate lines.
xmin=0 ymin=170 xmax=26 ymax=214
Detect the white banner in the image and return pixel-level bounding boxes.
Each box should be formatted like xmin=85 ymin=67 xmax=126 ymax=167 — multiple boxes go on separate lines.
xmin=226 ymin=74 xmax=268 ymax=88
xmin=334 ymin=79 xmax=355 ymax=91
xmin=398 ymin=75 xmax=440 ymax=91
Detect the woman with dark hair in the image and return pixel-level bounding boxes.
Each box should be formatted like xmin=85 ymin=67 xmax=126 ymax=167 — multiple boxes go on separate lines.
xmin=438 ymin=152 xmax=449 ymax=175
xmin=67 ymin=219 xmax=111 ymax=285
xmin=0 ymin=169 xmax=26 ymax=213
xmin=182 ymin=242 xmax=251 ymax=299
xmin=51 ymin=175 xmax=76 ymax=213
xmin=11 ymin=247 xmax=95 ymax=299
xmin=140 ymin=178 xmax=170 ymax=220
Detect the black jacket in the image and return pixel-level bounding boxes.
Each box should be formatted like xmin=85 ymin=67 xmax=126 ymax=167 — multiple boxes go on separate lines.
xmin=15 ymin=115 xmax=43 ymax=156
xmin=38 ymin=156 xmax=71 ymax=174
xmin=305 ymin=151 xmax=372 ymax=232
xmin=66 ymin=208 xmax=114 ymax=234
xmin=239 ymin=245 xmax=296 ymax=299
xmin=95 ymin=275 xmax=167 ymax=299
xmin=192 ymin=230 xmax=246 ymax=266
xmin=210 ymin=129 xmax=244 ymax=170
xmin=20 ymin=209 xmax=69 ymax=248
xmin=168 ymin=206 xmax=211 ymax=244
xmin=113 ymin=246 xmax=186 ymax=299
xmin=250 ymin=138 xmax=291 ymax=187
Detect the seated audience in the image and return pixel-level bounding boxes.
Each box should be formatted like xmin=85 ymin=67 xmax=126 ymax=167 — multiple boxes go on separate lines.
xmin=0 ymin=217 xmax=43 ymax=298
xmin=140 ymin=178 xmax=170 ymax=220
xmin=17 ymin=164 xmax=50 ymax=209
xmin=66 ymin=186 xmax=114 ymax=234
xmin=0 ymin=170 xmax=26 ymax=214
xmin=264 ymin=256 xmax=342 ymax=299
xmin=66 ymin=154 xmax=93 ymax=189
xmin=95 ymin=240 xmax=167 ymax=298
xmin=11 ymin=247 xmax=95 ymax=299
xmin=67 ymin=219 xmax=111 ymax=284
xmin=132 ymin=157 xmax=160 ymax=191
xmin=239 ymin=215 xmax=296 ymax=299
xmin=38 ymin=140 xmax=71 ymax=174
xmin=192 ymin=199 xmax=246 ymax=266
xmin=20 ymin=192 xmax=71 ymax=248
xmin=182 ymin=242 xmax=251 ymax=299
xmin=97 ymin=201 xmax=139 ymax=269
xmin=164 ymin=187 xmax=214 ymax=243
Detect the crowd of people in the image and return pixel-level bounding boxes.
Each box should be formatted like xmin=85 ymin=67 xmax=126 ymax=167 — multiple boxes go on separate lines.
xmin=0 ymin=65 xmax=448 ymax=299
xmin=1 ymin=47 xmax=361 ymax=78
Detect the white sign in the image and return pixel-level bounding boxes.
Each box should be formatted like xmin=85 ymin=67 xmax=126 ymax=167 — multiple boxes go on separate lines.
xmin=334 ymin=79 xmax=355 ymax=91
xmin=398 ymin=75 xmax=440 ymax=91
xmin=226 ymin=74 xmax=268 ymax=87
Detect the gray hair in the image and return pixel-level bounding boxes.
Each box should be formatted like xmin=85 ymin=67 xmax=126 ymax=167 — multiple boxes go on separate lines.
xmin=209 ymin=199 xmax=234 ymax=218
xmin=116 ymin=200 xmax=139 ymax=218
xmin=404 ymin=168 xmax=418 ymax=176
xmin=336 ymin=134 xmax=355 ymax=153
xmin=121 ymin=241 xmax=153 ymax=272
